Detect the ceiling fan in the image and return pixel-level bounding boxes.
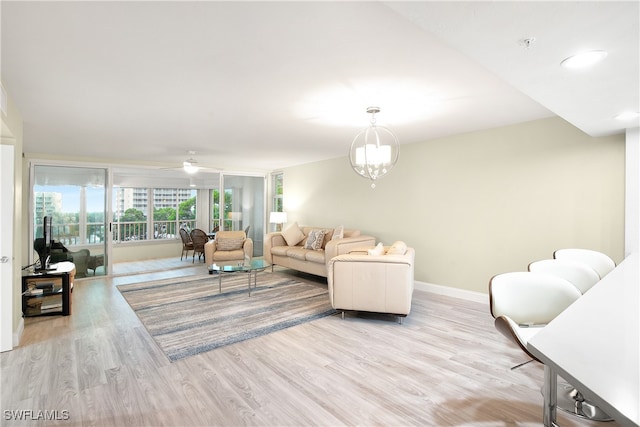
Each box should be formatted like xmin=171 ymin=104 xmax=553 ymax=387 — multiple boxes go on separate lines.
xmin=162 ymin=151 xmax=216 ymax=175
xmin=182 ymin=154 xmax=200 ymax=175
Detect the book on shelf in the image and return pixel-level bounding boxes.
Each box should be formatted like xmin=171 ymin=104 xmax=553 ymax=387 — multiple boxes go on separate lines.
xmin=35 ymin=282 xmax=55 ymax=291
xmin=41 ymin=301 xmax=62 ymax=311
xmin=40 ymin=305 xmax=63 ymax=314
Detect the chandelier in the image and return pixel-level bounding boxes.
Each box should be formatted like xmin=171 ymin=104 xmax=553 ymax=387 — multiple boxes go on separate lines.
xmin=349 ymin=107 xmax=399 ymax=188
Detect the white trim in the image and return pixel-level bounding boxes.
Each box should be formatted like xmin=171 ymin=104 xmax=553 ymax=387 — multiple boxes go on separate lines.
xmin=414 ymin=280 xmax=488 ymax=305
xmin=625 ymin=128 xmax=639 ymax=256
xmin=0 ymin=144 xmax=14 ymax=352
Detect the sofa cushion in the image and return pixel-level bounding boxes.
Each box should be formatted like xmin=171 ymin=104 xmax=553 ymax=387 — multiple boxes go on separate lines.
xmin=303 ymin=229 xmax=327 ymax=250
xmin=271 ymin=246 xmax=291 ymax=256
xmin=368 ymin=242 xmax=385 ymax=256
xmin=216 ymin=237 xmax=244 ymax=251
xmin=323 ymin=229 xmax=334 ymax=246
xmin=282 ymin=222 xmax=305 ymax=246
xmin=287 ymin=247 xmax=309 ymax=261
xmin=305 ymin=249 xmax=326 ymax=264
xmin=386 ymin=240 xmax=408 ymax=255
xmin=213 ymin=249 xmax=245 ymax=261
xmin=331 ymin=225 xmax=344 ymax=240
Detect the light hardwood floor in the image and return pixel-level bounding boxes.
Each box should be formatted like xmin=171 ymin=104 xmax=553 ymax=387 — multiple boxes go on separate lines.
xmin=2 ymin=260 xmax=619 ymax=426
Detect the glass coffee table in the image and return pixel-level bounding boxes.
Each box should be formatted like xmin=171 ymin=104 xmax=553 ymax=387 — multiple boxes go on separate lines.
xmin=208 ymin=259 xmax=271 ymax=296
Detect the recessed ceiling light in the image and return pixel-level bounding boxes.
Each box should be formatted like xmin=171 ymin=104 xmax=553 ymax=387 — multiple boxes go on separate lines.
xmin=614 ymin=111 xmax=640 ymax=121
xmin=560 ymin=50 xmax=608 ymax=69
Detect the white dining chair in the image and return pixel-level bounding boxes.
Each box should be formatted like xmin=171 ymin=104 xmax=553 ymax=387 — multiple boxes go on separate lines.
xmin=553 ymin=248 xmax=615 ymax=279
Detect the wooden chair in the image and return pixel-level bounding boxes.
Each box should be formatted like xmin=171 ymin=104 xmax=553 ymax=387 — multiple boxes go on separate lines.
xmin=190 ymin=229 xmax=208 ymax=263
xmin=179 ymin=228 xmax=194 ymax=261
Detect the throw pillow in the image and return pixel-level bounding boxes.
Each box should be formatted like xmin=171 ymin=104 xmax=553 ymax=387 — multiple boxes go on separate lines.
xmin=282 ymin=221 xmax=305 ymax=246
xmin=331 ymin=225 xmax=344 ymax=240
xmin=303 ymin=229 xmax=327 ymax=250
xmin=386 ymin=241 xmax=408 ymax=255
xmin=367 ymin=242 xmax=385 ymax=256
xmin=216 ymin=237 xmax=244 ymax=251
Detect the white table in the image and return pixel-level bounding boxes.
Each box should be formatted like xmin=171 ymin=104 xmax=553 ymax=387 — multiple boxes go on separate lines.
xmin=527 ymin=252 xmax=639 ymax=427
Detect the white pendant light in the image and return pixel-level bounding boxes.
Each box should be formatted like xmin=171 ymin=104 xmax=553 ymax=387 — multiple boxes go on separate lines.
xmin=349 ymin=107 xmax=399 ymax=188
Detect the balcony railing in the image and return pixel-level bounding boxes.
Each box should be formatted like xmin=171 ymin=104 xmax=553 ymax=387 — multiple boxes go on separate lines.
xmin=50 ymin=223 xmax=105 ymax=246
xmin=45 ymin=220 xmax=198 ymax=244
xmin=112 ymin=220 xmax=196 ymax=242
xmin=113 ymin=221 xmax=148 ymax=242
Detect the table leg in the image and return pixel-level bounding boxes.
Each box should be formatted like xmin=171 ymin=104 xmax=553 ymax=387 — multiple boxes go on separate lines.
xmin=62 ymin=272 xmax=71 ymax=316
xmin=218 ymin=271 xmax=222 ymax=293
xmin=542 ymin=365 xmax=559 ymax=427
xmin=247 ymin=271 xmax=252 ymax=296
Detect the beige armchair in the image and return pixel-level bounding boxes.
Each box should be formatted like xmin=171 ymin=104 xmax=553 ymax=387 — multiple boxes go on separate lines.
xmin=204 ymin=230 xmax=253 ymax=267
xmin=327 ymin=245 xmax=415 ymax=323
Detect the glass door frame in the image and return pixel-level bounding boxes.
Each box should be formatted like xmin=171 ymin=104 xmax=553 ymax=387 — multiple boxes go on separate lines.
xmin=29 ymin=159 xmax=111 ymax=276
xmin=219 ymin=172 xmax=267 ymax=257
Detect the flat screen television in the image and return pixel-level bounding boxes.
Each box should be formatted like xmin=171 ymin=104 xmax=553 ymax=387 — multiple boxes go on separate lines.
xmin=36 ymin=215 xmax=53 ymax=271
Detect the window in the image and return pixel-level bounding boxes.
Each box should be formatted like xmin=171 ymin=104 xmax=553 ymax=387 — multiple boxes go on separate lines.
xmin=272 ymin=172 xmax=283 ymax=213
xmin=210 ymin=188 xmax=223 ymax=232
xmin=32 ymin=165 xmax=106 ymax=247
xmin=112 ymin=187 xmax=196 ymax=242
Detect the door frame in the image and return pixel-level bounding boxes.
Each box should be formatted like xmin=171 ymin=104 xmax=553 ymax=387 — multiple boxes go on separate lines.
xmin=29 ymin=160 xmax=110 ymax=276
xmin=1 ymin=144 xmax=15 ymax=352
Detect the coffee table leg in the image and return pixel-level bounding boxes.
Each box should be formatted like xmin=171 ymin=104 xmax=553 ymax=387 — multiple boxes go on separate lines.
xmin=247 ymin=271 xmax=252 ymax=296
xmin=219 ymin=272 xmax=222 ymax=293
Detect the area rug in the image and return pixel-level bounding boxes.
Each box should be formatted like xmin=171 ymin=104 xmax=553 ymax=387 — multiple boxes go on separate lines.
xmin=117 ymin=273 xmax=336 ymax=361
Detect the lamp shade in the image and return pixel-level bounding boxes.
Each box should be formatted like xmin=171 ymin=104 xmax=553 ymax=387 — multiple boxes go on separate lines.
xmin=269 ymin=212 xmax=287 ymax=224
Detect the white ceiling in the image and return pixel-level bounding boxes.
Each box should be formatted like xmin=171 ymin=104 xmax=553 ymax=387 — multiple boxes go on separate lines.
xmin=2 ymin=1 xmax=638 ymax=173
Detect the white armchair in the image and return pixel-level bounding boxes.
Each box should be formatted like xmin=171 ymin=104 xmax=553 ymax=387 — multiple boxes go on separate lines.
xmin=327 ymin=245 xmax=415 ymax=323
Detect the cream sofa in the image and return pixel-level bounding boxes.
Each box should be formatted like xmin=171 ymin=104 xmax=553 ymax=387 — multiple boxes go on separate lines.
xmin=327 ymin=243 xmax=415 ymax=322
xmin=264 ymin=224 xmax=375 ymax=277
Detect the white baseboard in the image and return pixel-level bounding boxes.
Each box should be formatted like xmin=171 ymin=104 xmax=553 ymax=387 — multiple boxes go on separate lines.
xmin=13 ymin=317 xmax=24 ymax=348
xmin=414 ymin=280 xmax=488 ymax=305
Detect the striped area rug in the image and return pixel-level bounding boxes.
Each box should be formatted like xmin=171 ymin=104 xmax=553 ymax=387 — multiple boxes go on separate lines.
xmin=117 ymin=273 xmax=336 ymax=361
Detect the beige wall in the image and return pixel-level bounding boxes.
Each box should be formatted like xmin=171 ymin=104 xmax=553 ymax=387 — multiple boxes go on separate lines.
xmin=282 ymin=117 xmax=625 ymax=294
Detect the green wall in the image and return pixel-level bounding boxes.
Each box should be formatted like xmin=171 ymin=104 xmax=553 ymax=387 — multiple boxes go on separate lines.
xmin=282 ymin=117 xmax=625 ymax=294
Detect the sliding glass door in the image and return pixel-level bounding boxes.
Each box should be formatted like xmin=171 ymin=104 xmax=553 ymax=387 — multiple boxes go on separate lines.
xmin=31 ymin=164 xmax=265 ymax=274
xmin=32 ymin=165 xmax=107 ymax=277
xmin=223 ymin=175 xmax=265 ymax=256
